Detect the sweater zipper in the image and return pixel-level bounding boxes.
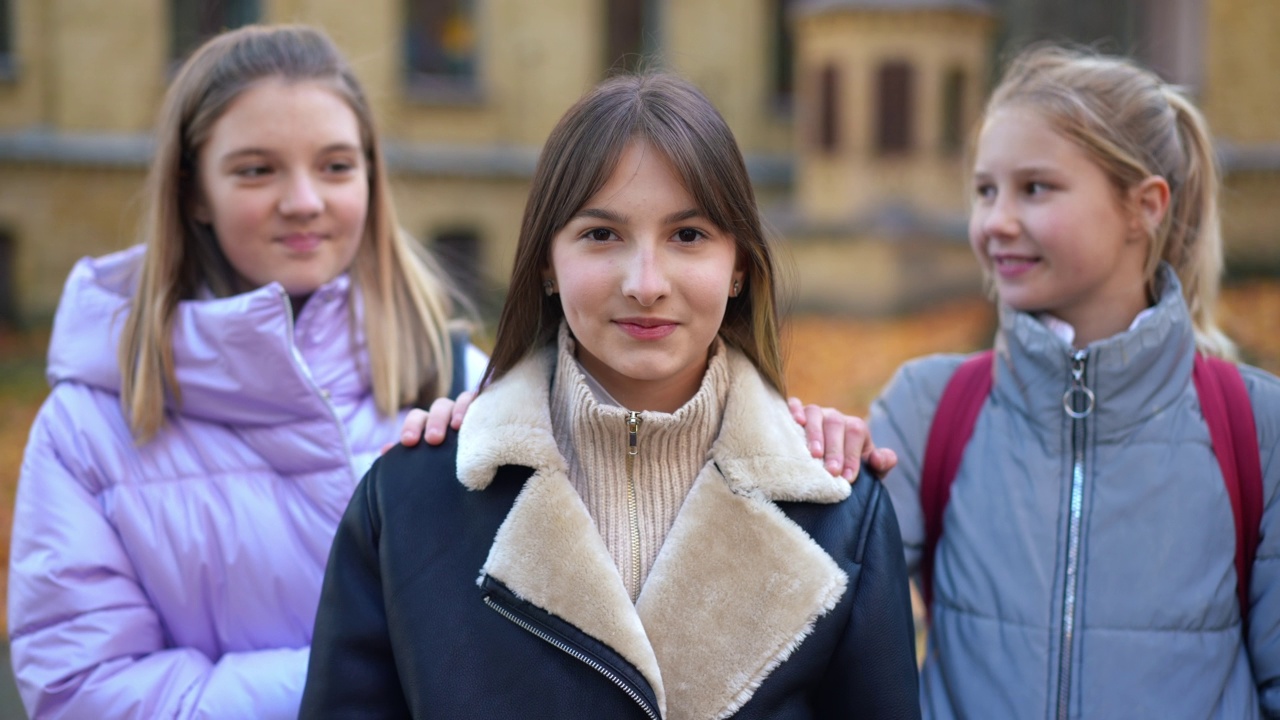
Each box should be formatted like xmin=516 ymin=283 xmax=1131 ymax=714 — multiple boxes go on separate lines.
xmin=1056 ymin=348 xmax=1094 ymax=720
xmin=278 ymin=288 xmax=356 ymax=479
xmin=483 ymin=595 xmax=661 ymax=719
xmin=626 ymin=410 xmax=643 ymax=602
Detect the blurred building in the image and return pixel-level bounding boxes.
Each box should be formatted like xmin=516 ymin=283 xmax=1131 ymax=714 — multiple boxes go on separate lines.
xmin=0 ymin=0 xmax=1276 ymax=324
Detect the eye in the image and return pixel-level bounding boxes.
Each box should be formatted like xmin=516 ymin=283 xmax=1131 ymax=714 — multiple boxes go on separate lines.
xmin=323 ymin=157 xmax=361 ymax=174
xmin=1025 ymin=181 xmax=1052 ymax=195
xmin=234 ymin=164 xmax=273 ymax=179
xmin=674 ymin=228 xmax=707 ymax=244
xmin=973 ymin=182 xmax=995 ymax=200
xmin=584 ymin=227 xmax=618 ymax=243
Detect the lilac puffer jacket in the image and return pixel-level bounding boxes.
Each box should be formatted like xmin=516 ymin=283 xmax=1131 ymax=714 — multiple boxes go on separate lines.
xmin=8 ymin=246 xmax=485 ymax=719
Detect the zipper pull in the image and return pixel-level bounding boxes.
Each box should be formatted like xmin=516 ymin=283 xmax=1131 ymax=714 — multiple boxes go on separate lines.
xmin=1063 ymin=350 xmax=1095 ymax=419
xmin=627 ymin=411 xmax=641 ymax=456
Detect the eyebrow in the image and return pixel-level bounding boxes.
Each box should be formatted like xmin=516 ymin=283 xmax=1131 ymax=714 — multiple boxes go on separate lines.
xmin=573 ymin=207 xmax=706 ymax=224
xmin=218 ymin=143 xmax=363 ymax=162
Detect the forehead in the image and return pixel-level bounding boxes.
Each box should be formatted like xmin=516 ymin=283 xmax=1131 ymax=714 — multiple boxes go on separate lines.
xmin=203 ymin=78 xmax=362 ymax=153
xmin=975 ymin=105 xmax=1083 ymax=165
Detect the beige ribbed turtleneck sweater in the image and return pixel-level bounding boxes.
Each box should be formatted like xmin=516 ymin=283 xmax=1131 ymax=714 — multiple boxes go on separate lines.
xmin=549 ymin=325 xmax=730 ymax=602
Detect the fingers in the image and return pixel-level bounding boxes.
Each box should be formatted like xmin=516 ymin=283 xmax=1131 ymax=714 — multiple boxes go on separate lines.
xmin=788 ymin=397 xmax=808 ymax=426
xmin=399 ymin=408 xmax=429 ymax=447
xmin=803 ymin=403 xmax=825 ymax=458
xmin=421 ymin=397 xmax=457 ymax=445
xmin=822 ymin=408 xmax=849 ymax=479
xmin=867 ymin=447 xmax=898 ymax=476
xmin=839 ymin=414 xmax=872 ymax=483
xmin=450 ymin=391 xmax=476 ymax=430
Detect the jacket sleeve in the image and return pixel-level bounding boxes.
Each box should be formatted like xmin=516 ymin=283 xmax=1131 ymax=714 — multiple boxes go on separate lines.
xmin=7 ymin=397 xmax=307 ymax=720
xmin=868 ymin=354 xmax=965 ymax=577
xmin=299 ymin=457 xmax=412 ymax=719
xmin=1241 ymin=366 xmax=1280 ymax=717
xmin=818 ymin=480 xmax=921 ymax=719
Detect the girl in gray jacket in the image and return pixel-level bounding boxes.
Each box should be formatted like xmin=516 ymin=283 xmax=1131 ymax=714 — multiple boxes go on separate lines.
xmin=871 ymin=46 xmax=1280 ymax=719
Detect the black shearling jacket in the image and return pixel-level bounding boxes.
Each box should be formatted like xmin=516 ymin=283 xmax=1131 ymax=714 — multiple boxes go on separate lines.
xmin=300 ymin=346 xmax=920 ymax=719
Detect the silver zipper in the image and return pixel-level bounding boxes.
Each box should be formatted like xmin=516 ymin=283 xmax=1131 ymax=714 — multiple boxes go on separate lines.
xmin=278 ymin=289 xmax=356 ymax=478
xmin=1057 ymin=348 xmax=1092 ymax=720
xmin=626 ymin=411 xmax=643 ymax=602
xmin=484 ymin=595 xmax=660 ymax=719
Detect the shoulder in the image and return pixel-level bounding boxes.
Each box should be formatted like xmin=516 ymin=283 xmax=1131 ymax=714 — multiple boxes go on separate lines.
xmin=871 ymin=352 xmax=972 ymax=435
xmin=357 ymin=433 xmax=533 ymax=534
xmin=777 ymin=463 xmax=899 ymax=560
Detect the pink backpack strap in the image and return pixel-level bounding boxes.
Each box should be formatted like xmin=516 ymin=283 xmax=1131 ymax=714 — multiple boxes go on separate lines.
xmin=920 ymin=350 xmax=994 ymax=615
xmin=1193 ymin=353 xmax=1264 ymax=625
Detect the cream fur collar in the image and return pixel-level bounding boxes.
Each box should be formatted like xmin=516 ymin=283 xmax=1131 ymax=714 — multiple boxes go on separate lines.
xmin=457 ymin=344 xmax=850 ymax=719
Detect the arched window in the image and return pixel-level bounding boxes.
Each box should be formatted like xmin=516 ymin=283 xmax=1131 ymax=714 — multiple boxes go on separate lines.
xmin=815 ymin=63 xmax=840 ymax=154
xmin=876 ymin=60 xmax=914 ymax=155
xmin=0 ymin=0 xmax=14 ymax=80
xmin=0 ymin=228 xmax=15 ymax=327
xmin=170 ymin=0 xmax=260 ymax=62
xmin=430 ymin=228 xmax=483 ymax=305
xmin=605 ymin=0 xmax=659 ymax=74
xmin=405 ymin=0 xmax=479 ymax=97
xmin=940 ymin=67 xmax=966 ymax=155
xmin=772 ymin=0 xmax=796 ymax=111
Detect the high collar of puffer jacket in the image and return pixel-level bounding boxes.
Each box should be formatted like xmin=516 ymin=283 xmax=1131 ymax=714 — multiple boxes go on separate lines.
xmin=994 ymin=263 xmax=1197 ymax=434
xmin=46 ymin=244 xmax=367 ymax=427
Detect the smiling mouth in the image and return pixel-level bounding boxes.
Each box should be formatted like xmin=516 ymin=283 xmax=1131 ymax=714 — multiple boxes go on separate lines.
xmin=279 ymin=234 xmax=324 ymax=252
xmin=615 ymin=318 xmax=678 ymax=340
xmin=992 ymin=254 xmax=1039 ymax=277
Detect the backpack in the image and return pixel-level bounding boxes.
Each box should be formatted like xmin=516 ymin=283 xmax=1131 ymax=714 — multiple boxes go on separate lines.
xmin=919 ymin=350 xmax=1263 ymax=625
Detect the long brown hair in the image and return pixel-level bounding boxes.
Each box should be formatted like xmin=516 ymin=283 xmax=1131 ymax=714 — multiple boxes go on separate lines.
xmin=985 ymin=45 xmax=1233 ymax=357
xmin=484 ymin=73 xmax=786 ymax=393
xmin=119 ymin=24 xmax=456 ymax=441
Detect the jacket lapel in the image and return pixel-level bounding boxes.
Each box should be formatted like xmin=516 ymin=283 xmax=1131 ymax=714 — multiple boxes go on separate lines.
xmin=635 ymin=352 xmax=850 ymax=720
xmin=456 ymin=347 xmax=850 ymax=720
xmin=457 ymin=348 xmax=667 ymax=715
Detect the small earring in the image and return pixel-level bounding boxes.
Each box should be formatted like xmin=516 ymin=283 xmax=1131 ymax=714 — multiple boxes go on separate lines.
xmin=731 ymin=279 xmax=741 ymax=297
xmin=543 ymin=279 xmax=555 ymax=296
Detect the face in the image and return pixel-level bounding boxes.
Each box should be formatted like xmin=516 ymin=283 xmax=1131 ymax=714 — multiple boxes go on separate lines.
xmin=969 ymin=106 xmax=1149 ymax=345
xmin=194 ymin=78 xmax=368 ymax=300
xmin=546 ymin=141 xmax=744 ymax=413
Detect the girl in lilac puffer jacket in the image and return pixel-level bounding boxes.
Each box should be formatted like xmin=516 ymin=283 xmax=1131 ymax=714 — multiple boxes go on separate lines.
xmin=7 ymin=25 xmax=485 ymax=720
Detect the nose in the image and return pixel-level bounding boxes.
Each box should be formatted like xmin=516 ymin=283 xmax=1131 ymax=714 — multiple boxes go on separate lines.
xmin=979 ymin=190 xmax=1019 ymax=241
xmin=621 ymin=240 xmax=670 ymax=307
xmin=279 ymin=173 xmax=323 ymax=217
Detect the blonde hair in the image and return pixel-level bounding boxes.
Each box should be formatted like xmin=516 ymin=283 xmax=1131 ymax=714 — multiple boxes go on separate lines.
xmin=485 ymin=73 xmax=787 ymax=394
xmin=120 ymin=24 xmax=456 ymax=441
xmin=985 ymin=45 xmax=1234 ymax=358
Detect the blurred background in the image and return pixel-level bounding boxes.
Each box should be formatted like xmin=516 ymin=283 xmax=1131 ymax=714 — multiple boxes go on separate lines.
xmin=0 ymin=0 xmax=1277 ymax=715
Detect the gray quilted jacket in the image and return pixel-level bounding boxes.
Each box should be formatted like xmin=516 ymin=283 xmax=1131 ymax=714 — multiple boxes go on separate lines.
xmin=871 ymin=268 xmax=1280 ymax=719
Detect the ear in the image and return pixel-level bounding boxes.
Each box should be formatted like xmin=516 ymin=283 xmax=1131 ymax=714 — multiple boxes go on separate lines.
xmin=1128 ymin=175 xmax=1171 ymax=240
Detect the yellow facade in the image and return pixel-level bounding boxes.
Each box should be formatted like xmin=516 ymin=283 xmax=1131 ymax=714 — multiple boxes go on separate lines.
xmin=794 ymin=7 xmax=994 ymax=223
xmin=0 ymin=0 xmax=1276 ymax=322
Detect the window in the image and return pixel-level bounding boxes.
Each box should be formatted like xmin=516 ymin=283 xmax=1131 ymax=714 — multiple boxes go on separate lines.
xmin=0 ymin=0 xmax=15 ymax=79
xmin=0 ymin=229 xmax=15 ymax=327
xmin=171 ymin=0 xmax=260 ymax=63
xmin=771 ymin=0 xmax=796 ymax=111
xmin=876 ymin=61 xmax=914 ymax=155
xmin=814 ymin=64 xmax=840 ymax=154
xmin=431 ymin=228 xmax=482 ymax=305
xmin=605 ymin=0 xmax=658 ymax=74
xmin=405 ymin=0 xmax=479 ymax=97
xmin=940 ymin=68 xmax=966 ymax=155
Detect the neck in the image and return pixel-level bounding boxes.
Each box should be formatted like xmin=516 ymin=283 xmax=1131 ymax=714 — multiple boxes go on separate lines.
xmin=575 ymin=347 xmax=710 ymax=414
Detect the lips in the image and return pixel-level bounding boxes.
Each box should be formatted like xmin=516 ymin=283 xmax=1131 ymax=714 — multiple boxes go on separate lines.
xmin=279 ymin=233 xmax=324 ymax=252
xmin=614 ymin=317 xmax=678 ymax=340
xmin=991 ymin=253 xmax=1039 ymax=278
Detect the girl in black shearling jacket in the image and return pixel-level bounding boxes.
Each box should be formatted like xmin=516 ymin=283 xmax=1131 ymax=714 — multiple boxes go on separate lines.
xmin=301 ymin=73 xmax=920 ymax=720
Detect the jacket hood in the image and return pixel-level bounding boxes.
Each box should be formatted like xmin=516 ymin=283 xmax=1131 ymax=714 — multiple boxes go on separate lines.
xmin=46 ymin=245 xmax=364 ymax=427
